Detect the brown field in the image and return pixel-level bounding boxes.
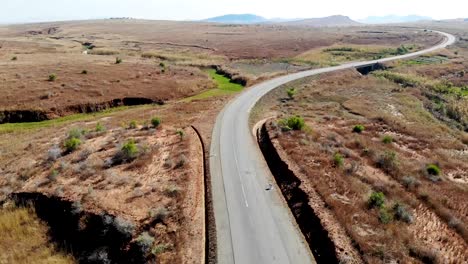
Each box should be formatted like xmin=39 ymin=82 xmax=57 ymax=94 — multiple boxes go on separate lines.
xmin=0 ymin=20 xmax=442 ymax=118
xmin=253 ymin=22 xmax=468 ymax=263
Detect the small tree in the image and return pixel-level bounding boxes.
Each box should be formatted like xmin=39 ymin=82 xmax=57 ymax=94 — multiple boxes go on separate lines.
xmin=115 ymin=57 xmax=122 ymax=64
xmin=151 ymin=117 xmax=161 ymax=128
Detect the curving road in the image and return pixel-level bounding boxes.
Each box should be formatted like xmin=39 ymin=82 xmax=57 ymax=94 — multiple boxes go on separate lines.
xmin=210 ymin=30 xmax=456 ymax=264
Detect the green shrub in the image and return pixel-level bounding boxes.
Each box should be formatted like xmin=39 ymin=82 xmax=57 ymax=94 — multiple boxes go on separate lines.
xmin=159 ymin=62 xmax=166 ymax=68
xmin=48 ymin=74 xmax=57 ymax=82
xmin=128 ymin=120 xmax=137 ymax=129
xmin=333 ymin=153 xmax=344 ymax=168
xmin=368 ymin=191 xmax=385 ymax=209
xmin=95 ymin=122 xmax=106 ymax=132
xmin=353 ymin=125 xmax=365 ymax=133
xmin=286 ymin=88 xmax=297 ymax=99
xmin=48 ymin=170 xmax=59 ymax=181
xmin=151 ymin=117 xmax=161 ymax=128
xmin=379 ymin=208 xmax=393 ymax=224
xmin=115 ymin=57 xmax=122 ymax=64
xmin=280 ymin=116 xmax=305 ymax=131
xmin=64 ymin=137 xmax=81 ymax=152
xmin=11 ymin=56 xmax=17 ymax=61
xmin=81 ymin=70 xmax=88 ymax=74
xmin=382 ymin=135 xmax=393 ymax=144
xmin=121 ymin=139 xmax=139 ymax=161
xmin=426 ymin=164 xmax=441 ymax=176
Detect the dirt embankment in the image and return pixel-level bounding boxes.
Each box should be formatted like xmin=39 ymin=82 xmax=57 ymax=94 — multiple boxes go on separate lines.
xmin=258 ymin=123 xmax=363 ymax=263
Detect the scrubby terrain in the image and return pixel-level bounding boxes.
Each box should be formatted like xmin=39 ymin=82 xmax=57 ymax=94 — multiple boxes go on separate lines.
xmin=0 ymin=20 xmax=441 ymax=122
xmin=253 ymin=23 xmax=468 ymax=263
xmin=0 ymin=18 xmax=457 ymax=263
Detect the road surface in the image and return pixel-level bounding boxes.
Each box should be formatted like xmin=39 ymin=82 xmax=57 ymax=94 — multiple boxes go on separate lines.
xmin=210 ymin=30 xmax=456 ymax=264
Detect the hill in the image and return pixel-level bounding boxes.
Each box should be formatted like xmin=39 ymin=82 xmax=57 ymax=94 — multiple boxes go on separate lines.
xmin=359 ymin=15 xmax=432 ymax=24
xmin=202 ymin=14 xmax=267 ymax=24
xmin=284 ymin=15 xmax=360 ymax=27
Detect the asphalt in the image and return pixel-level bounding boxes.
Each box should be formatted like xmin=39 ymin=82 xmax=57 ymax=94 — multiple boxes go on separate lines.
xmin=209 ymin=30 xmax=456 ymax=264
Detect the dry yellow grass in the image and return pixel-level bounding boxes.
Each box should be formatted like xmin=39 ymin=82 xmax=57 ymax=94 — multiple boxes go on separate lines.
xmin=0 ymin=206 xmax=75 ymax=264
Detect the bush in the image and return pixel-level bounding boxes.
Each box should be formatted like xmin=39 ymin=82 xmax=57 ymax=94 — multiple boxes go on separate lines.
xmin=280 ymin=116 xmax=305 ymax=131
xmin=115 ymin=57 xmax=122 ymax=64
xmin=68 ymin=128 xmax=85 ymax=139
xmin=128 ymin=120 xmax=137 ymax=129
xmin=286 ymin=88 xmax=297 ymax=99
xmin=121 ymin=139 xmax=139 ymax=161
xmin=48 ymin=170 xmax=59 ymax=181
xmin=113 ymin=217 xmax=135 ymax=238
xmin=95 ymin=122 xmax=106 ymax=132
xmin=148 ymin=207 xmax=169 ymax=222
xmin=376 ymin=151 xmax=398 ymax=173
xmin=152 ymin=244 xmax=170 ymax=256
xmin=426 ymin=164 xmax=441 ymax=176
xmin=151 ymin=117 xmax=161 ymax=128
xmin=175 ymin=154 xmax=187 ymax=169
xmin=165 ymin=185 xmax=181 ymax=197
xmin=382 ymin=135 xmax=393 ymax=144
xmin=11 ymin=56 xmax=17 ymax=61
xmin=333 ymin=153 xmax=344 ymax=168
xmin=379 ymin=208 xmax=393 ymax=224
xmin=402 ymin=176 xmax=420 ymax=189
xmin=48 ymin=74 xmax=57 ymax=82
xmin=368 ymin=191 xmax=385 ymax=209
xmin=47 ymin=146 xmax=62 ymax=161
xmin=176 ymin=129 xmax=185 ymax=140
xmin=135 ymin=232 xmax=155 ymax=254
xmin=64 ymin=137 xmax=81 ymax=152
xmin=353 ymin=125 xmax=365 ymax=133
xmin=393 ymin=203 xmax=413 ymax=223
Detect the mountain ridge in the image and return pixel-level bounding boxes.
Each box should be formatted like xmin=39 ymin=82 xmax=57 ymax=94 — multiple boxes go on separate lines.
xmin=202 ymin=14 xmax=359 ymax=26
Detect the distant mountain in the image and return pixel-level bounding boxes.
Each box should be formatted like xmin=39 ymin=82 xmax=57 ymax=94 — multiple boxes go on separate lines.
xmin=359 ymin=15 xmax=432 ymax=24
xmin=202 ymin=14 xmax=359 ymax=27
xmin=465 ymin=18 xmax=468 ymax=22
xmin=202 ymin=14 xmax=267 ymax=24
xmin=284 ymin=15 xmax=360 ymax=27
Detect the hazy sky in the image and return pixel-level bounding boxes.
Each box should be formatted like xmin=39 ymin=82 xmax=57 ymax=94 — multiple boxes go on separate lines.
xmin=1 ymin=0 xmax=467 ymax=23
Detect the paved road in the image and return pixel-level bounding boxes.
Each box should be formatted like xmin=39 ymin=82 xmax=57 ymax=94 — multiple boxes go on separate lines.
xmin=210 ymin=30 xmax=456 ymax=264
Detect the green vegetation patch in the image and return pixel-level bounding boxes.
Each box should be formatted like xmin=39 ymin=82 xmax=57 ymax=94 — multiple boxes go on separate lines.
xmin=403 ymin=55 xmax=449 ymax=65
xmin=0 ymin=105 xmax=153 ymax=134
xmin=183 ymin=69 xmax=244 ymax=101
